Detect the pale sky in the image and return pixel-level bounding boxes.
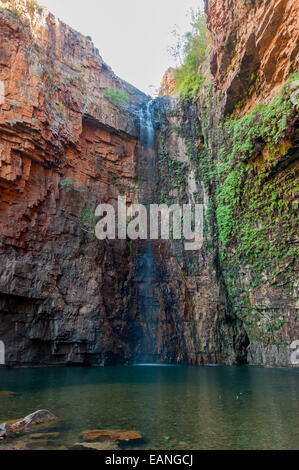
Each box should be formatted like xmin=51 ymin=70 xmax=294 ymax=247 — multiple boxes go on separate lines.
xmin=40 ymin=0 xmax=204 ymax=95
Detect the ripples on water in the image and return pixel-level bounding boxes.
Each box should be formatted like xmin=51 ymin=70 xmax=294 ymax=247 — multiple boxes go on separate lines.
xmin=0 ymin=365 xmax=298 ymax=450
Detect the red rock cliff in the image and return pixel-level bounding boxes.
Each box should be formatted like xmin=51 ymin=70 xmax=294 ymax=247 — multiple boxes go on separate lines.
xmin=156 ymin=0 xmax=298 ymax=367
xmin=199 ymin=0 xmax=299 ymax=365
xmin=205 ymin=0 xmax=299 ymax=115
xmin=0 ymin=0 xmax=147 ymax=365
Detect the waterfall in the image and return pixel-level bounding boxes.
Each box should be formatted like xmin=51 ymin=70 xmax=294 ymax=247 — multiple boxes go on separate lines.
xmin=134 ymin=100 xmax=160 ymax=363
xmin=138 ymin=100 xmax=156 ymax=196
xmin=139 ymin=100 xmax=155 ymax=150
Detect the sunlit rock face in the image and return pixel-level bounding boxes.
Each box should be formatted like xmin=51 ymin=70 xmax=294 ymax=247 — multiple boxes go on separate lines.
xmin=205 ymin=0 xmax=299 ymax=116
xmin=159 ymin=68 xmax=177 ymax=97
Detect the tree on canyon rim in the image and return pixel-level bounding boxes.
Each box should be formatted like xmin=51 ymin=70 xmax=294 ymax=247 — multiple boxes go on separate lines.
xmin=169 ymin=8 xmax=209 ymax=101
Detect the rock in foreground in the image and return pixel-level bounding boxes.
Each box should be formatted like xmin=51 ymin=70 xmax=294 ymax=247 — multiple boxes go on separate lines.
xmin=0 ymin=410 xmax=58 ymax=439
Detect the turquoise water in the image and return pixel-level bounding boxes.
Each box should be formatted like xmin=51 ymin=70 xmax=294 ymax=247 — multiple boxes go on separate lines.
xmin=0 ymin=365 xmax=298 ymax=450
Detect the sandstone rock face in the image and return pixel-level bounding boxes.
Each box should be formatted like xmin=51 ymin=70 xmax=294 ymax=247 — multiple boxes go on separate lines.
xmin=149 ymin=96 xmax=248 ymax=365
xmin=159 ymin=68 xmax=177 ymax=97
xmin=127 ymin=97 xmax=248 ymax=365
xmin=155 ymin=1 xmax=298 ymax=367
xmin=200 ymin=0 xmax=299 ymax=366
xmin=0 ymin=1 xmax=147 ymax=366
xmin=205 ymin=0 xmax=299 ymax=116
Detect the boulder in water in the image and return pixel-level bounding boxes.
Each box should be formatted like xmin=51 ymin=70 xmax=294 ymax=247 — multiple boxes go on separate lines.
xmin=0 ymin=410 xmax=58 ymax=439
xmin=81 ymin=429 xmax=143 ymax=444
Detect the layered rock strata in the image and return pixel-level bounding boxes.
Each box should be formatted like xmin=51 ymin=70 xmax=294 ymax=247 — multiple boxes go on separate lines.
xmin=0 ymin=1 xmax=147 ymax=365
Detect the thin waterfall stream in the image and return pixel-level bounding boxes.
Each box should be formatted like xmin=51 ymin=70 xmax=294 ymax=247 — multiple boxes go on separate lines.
xmin=134 ymin=100 xmax=161 ymax=363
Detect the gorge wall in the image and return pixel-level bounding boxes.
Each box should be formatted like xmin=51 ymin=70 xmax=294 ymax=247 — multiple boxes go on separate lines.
xmin=192 ymin=0 xmax=298 ymax=366
xmin=0 ymin=0 xmax=298 ymax=367
xmin=0 ymin=0 xmax=146 ymax=365
xmin=201 ymin=0 xmax=299 ymax=366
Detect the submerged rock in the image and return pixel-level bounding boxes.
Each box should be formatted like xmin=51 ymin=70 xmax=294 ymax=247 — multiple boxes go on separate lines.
xmin=71 ymin=441 xmax=119 ymax=451
xmin=26 ymin=439 xmax=50 ymax=450
xmin=0 ymin=391 xmax=18 ymax=398
xmin=81 ymin=429 xmax=143 ymax=444
xmin=0 ymin=410 xmax=58 ymax=439
xmin=0 ymin=440 xmax=30 ymax=451
xmin=29 ymin=432 xmax=60 ymax=440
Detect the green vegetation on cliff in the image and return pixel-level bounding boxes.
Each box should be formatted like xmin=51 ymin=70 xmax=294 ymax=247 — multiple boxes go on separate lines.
xmin=216 ymin=75 xmax=298 ymax=267
xmin=212 ymin=76 xmax=298 ymax=344
xmin=104 ymin=88 xmax=130 ymax=108
xmin=169 ymin=9 xmax=209 ymax=101
xmin=4 ymin=0 xmax=44 ymax=17
xmin=172 ymin=73 xmax=298 ymax=345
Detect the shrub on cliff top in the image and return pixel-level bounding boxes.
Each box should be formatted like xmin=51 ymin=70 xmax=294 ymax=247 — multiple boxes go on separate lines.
xmin=26 ymin=0 xmax=43 ymax=16
xmin=4 ymin=0 xmax=43 ymax=17
xmin=169 ymin=9 xmax=209 ymax=102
